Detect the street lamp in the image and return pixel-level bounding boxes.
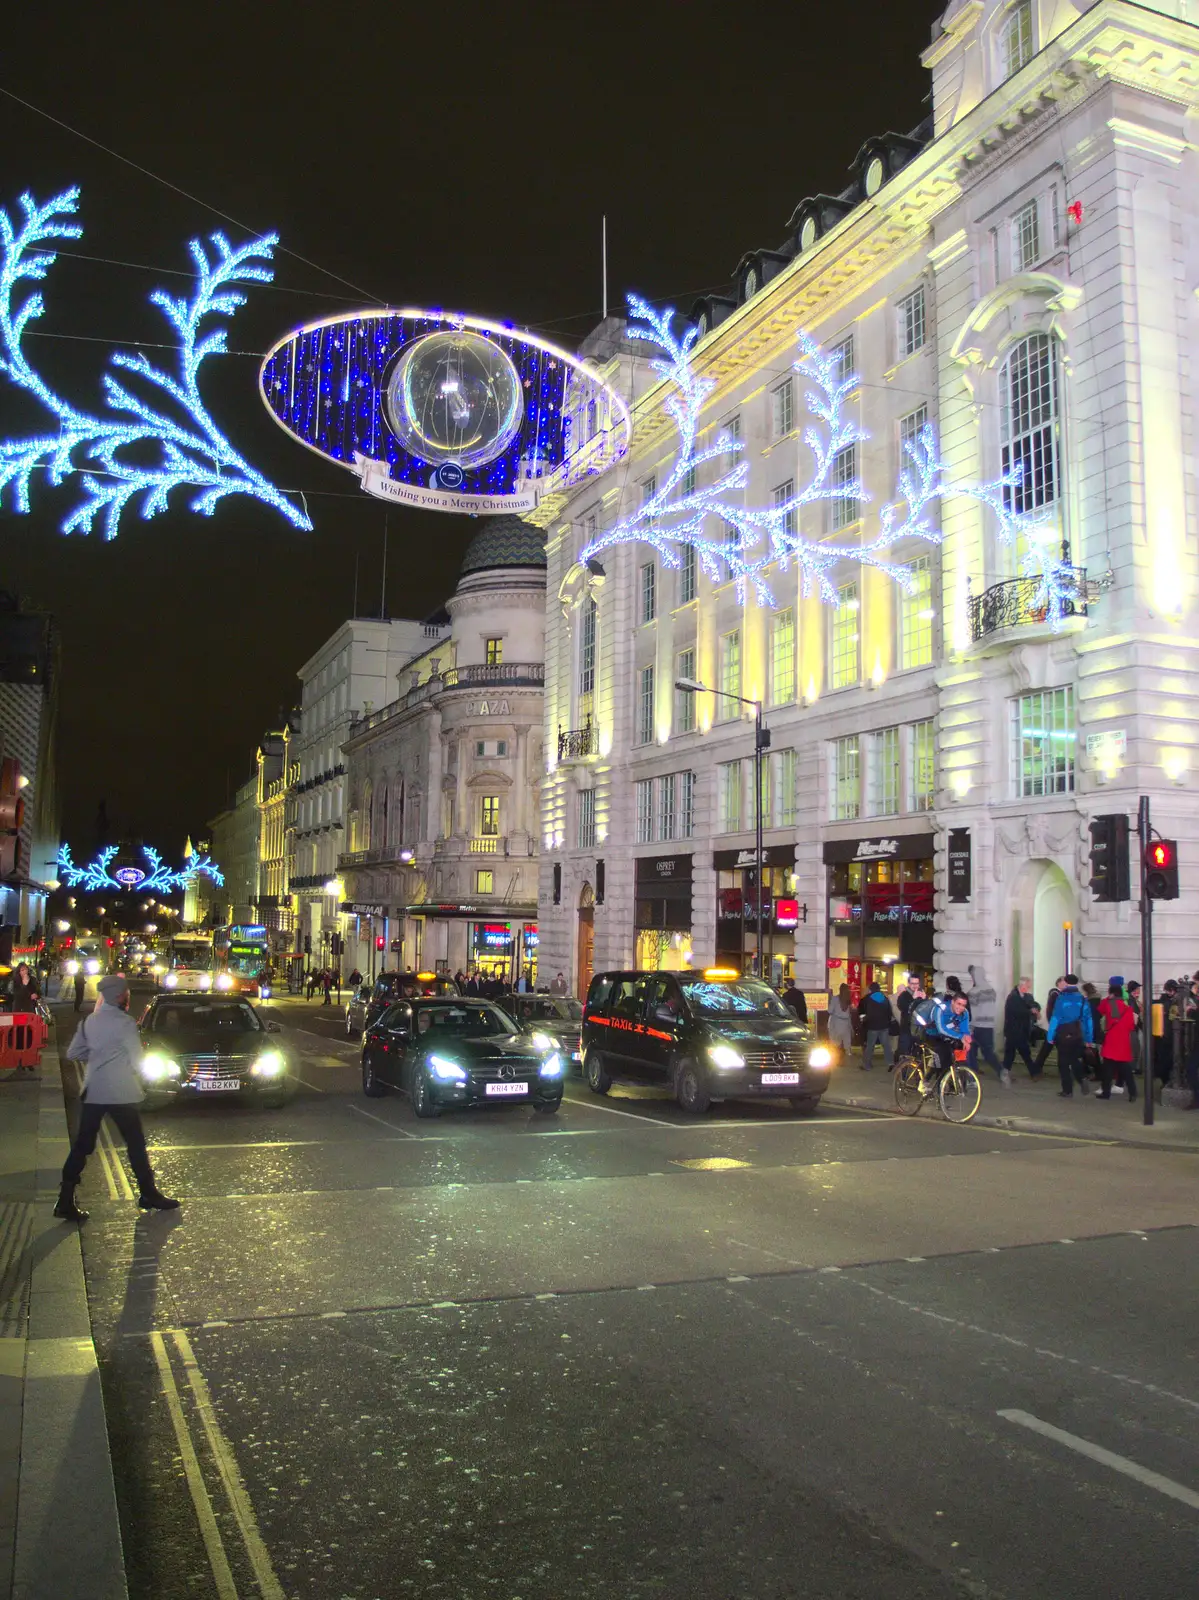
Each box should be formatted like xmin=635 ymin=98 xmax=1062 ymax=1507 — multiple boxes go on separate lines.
xmin=674 ymin=676 xmax=771 ymax=978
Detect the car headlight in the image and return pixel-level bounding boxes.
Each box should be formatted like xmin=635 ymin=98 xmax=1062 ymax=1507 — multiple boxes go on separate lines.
xmin=708 ymin=1043 xmax=745 ymax=1070
xmin=85 ymin=959 xmax=101 ymax=975
xmin=251 ymin=1050 xmax=285 ymax=1078
xmin=808 ymin=1046 xmax=833 ymax=1069
xmin=216 ymin=973 xmax=234 ymax=991
xmin=531 ymin=1030 xmax=555 ymax=1052
xmin=141 ymin=1052 xmax=181 ymax=1082
xmin=539 ymin=1052 xmax=564 ymax=1078
xmin=163 ymin=972 xmax=178 ymax=988
xmin=198 ymin=975 xmax=212 ymax=990
xmin=428 ymin=1053 xmax=467 ymax=1082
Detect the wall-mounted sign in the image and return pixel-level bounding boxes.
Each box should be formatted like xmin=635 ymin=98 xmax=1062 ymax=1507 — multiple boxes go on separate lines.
xmin=476 ymin=922 xmax=513 ymax=949
xmin=341 ymin=902 xmax=386 ymax=917
xmin=713 ymin=844 xmax=797 ymax=871
xmin=475 ymin=700 xmax=511 ymax=716
xmin=635 ymin=855 xmax=693 ymax=886
xmin=822 ymin=833 xmax=935 ymax=865
xmin=1086 ymin=729 xmax=1127 ymax=759
xmin=522 ymin=924 xmax=539 ymax=948
xmin=947 ymin=829 xmax=972 ymax=903
xmin=775 ymin=897 xmax=800 ymax=930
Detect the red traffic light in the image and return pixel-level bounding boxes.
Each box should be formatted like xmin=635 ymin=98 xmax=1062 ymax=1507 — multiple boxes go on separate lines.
xmin=1145 ymin=838 xmax=1180 ymax=900
xmin=1149 ymin=841 xmax=1174 ymax=869
xmin=375 ymin=936 xmax=385 ymax=951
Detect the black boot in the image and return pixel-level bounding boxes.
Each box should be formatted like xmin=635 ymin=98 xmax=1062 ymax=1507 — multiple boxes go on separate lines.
xmin=136 ymin=1190 xmax=180 ymax=1212
xmin=54 ymin=1183 xmax=89 ymax=1223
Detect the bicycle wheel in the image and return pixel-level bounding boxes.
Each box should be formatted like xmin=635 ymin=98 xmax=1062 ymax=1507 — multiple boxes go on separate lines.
xmin=893 ymin=1058 xmax=925 ymax=1115
xmin=939 ymin=1062 xmax=982 ymax=1123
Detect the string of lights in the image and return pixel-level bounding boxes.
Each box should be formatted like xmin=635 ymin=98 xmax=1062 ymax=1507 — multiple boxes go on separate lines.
xmin=56 ymin=843 xmax=225 ymax=893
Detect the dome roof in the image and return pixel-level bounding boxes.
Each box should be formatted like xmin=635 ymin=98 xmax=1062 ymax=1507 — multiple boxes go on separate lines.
xmin=460 ymin=515 xmax=546 ymax=576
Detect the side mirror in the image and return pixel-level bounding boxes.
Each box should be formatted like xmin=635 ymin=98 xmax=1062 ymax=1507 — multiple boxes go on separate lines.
xmin=653 ymin=1005 xmax=678 ymax=1025
xmin=267 ymin=1021 xmax=282 ymax=1034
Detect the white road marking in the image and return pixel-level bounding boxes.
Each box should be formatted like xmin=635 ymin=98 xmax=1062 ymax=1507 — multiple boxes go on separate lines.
xmin=346 ymin=1102 xmax=420 ymax=1140
xmin=292 ymin=1074 xmax=327 ymax=1095
xmin=563 ymin=1098 xmax=685 ymax=1130
xmin=998 ymin=1410 xmax=1199 ymax=1511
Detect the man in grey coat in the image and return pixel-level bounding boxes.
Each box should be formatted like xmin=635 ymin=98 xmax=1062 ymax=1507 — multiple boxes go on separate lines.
xmin=54 ymin=974 xmax=178 ymax=1223
xmin=967 ymin=963 xmax=1007 ymax=1084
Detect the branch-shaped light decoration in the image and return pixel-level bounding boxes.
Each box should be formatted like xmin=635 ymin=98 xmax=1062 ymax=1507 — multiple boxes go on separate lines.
xmin=580 ymin=295 xmax=1050 ymax=607
xmin=0 ymin=187 xmax=311 ymax=538
xmin=57 ymin=843 xmax=225 ymax=892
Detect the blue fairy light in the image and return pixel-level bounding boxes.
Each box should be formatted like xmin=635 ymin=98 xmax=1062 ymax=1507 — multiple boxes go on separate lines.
xmin=57 ymin=843 xmax=225 ymax=893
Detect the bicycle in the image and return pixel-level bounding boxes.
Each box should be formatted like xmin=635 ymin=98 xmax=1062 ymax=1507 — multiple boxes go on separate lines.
xmin=893 ymin=1037 xmax=982 ymax=1124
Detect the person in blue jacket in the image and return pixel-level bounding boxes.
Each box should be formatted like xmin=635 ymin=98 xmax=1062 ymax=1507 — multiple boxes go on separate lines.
xmin=1045 ymin=973 xmax=1094 ymax=1097
xmin=928 ymin=991 xmax=972 ymax=1072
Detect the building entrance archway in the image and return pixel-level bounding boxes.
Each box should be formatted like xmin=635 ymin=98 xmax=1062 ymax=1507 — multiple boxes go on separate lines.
xmin=1007 ymin=858 xmax=1077 ymax=1004
xmin=576 ymin=883 xmax=594 ymax=1001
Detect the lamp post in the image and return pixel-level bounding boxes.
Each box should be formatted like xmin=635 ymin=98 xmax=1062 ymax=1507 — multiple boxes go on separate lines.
xmin=675 ymin=677 xmax=770 ymax=978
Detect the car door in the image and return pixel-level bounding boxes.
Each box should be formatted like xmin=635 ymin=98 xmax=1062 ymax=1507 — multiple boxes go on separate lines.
xmin=376 ymin=1003 xmax=413 ymax=1085
xmin=639 ymin=976 xmax=685 ymax=1083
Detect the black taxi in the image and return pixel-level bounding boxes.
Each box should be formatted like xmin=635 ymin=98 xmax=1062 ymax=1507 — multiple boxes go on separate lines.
xmin=581 ymin=967 xmax=833 ymax=1115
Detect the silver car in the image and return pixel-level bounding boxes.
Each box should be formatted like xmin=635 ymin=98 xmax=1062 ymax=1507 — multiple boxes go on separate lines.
xmin=502 ymin=994 xmax=584 ymax=1070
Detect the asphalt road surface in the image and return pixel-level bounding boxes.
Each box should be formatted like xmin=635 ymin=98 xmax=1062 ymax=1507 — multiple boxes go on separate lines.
xmin=59 ymin=992 xmax=1199 ymax=1600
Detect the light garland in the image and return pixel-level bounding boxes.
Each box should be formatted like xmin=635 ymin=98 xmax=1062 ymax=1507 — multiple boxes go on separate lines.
xmin=56 ymin=843 xmax=225 ymax=893
xmin=0 ymin=187 xmax=311 ymax=538
xmin=580 ymin=295 xmax=1050 ymax=606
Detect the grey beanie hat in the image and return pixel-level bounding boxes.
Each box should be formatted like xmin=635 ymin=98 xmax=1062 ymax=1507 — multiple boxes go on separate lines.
xmin=97 ymin=974 xmax=129 ymax=1003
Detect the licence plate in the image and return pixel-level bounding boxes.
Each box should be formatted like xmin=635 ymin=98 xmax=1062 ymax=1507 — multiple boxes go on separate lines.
xmin=760 ymin=1071 xmax=800 ymax=1086
xmin=485 ymin=1082 xmax=529 ymax=1097
xmin=196 ymin=1079 xmax=241 ymax=1092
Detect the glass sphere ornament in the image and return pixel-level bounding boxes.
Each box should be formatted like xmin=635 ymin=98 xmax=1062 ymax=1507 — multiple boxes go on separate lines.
xmin=385 ymin=331 xmax=524 ymax=470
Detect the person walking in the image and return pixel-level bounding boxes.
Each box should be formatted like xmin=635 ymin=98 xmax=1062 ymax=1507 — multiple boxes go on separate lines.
xmin=7 ymin=962 xmax=41 ymax=1074
xmin=1097 ymin=981 xmax=1137 ymax=1102
xmin=321 ymin=969 xmax=333 ymax=1006
xmin=827 ymin=982 xmax=855 ymax=1061
xmin=1031 ymin=977 xmax=1066 ymax=1076
xmin=859 ymin=977 xmax=895 ymax=1071
xmin=781 ymin=981 xmax=808 ymax=1023
xmin=1046 ymin=974 xmax=1093 ymax=1097
xmin=54 ymin=975 xmax=178 ymax=1223
xmin=73 ymin=965 xmax=87 ymax=1012
xmin=549 ymin=971 xmax=568 ymax=998
xmin=966 ymin=964 xmax=1005 ymax=1083
xmin=895 ymin=976 xmax=921 ymax=1058
xmin=1002 ymin=977 xmax=1038 ymax=1078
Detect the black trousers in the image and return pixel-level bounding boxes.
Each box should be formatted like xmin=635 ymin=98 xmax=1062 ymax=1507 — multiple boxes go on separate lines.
xmin=1098 ymin=1057 xmax=1137 ymax=1101
xmin=62 ymin=1101 xmax=156 ymax=1194
xmin=1003 ymin=1038 xmax=1035 ymax=1074
xmin=1057 ymin=1037 xmax=1088 ymax=1096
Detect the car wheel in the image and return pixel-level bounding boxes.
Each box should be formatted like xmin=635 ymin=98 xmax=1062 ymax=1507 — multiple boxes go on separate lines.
xmin=534 ymin=1096 xmax=562 ymax=1115
xmin=675 ymin=1060 xmax=711 ymax=1115
xmin=583 ymin=1048 xmax=612 ymax=1095
xmin=362 ymin=1054 xmax=385 ymax=1098
xmin=789 ymin=1096 xmax=821 ymax=1116
xmin=411 ymin=1068 xmax=440 ymax=1119
xmin=346 ymin=1014 xmax=358 ymax=1040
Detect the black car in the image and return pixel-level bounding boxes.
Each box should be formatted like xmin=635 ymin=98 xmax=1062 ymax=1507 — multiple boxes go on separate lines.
xmin=137 ymin=994 xmax=291 ymax=1108
xmin=496 ymin=993 xmax=584 ymax=1070
xmin=360 ymin=997 xmax=565 ymax=1116
xmin=582 ymin=968 xmax=834 ymax=1114
xmin=344 ymin=970 xmax=460 ymax=1039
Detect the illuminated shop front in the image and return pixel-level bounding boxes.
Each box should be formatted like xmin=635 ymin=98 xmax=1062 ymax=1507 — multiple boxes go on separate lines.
xmin=634 ymin=854 xmax=693 ymax=972
xmin=714 ymin=845 xmax=801 ymax=985
xmin=470 ymin=919 xmax=539 ymax=985
xmin=823 ymin=832 xmax=935 ymax=1005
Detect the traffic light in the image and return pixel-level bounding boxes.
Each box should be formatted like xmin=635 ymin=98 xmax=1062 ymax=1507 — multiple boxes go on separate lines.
xmin=375 ymin=935 xmax=385 ymax=951
xmin=0 ymin=757 xmax=25 ymax=881
xmin=1145 ymin=839 xmax=1179 ymax=900
xmin=303 ymin=934 xmax=312 ymax=954
xmin=1089 ymin=814 xmax=1130 ymax=902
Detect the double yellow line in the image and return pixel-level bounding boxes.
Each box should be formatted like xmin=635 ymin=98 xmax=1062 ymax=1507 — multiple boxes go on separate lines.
xmin=150 ymin=1329 xmax=284 ymax=1600
xmin=71 ymin=1065 xmax=135 ymax=1201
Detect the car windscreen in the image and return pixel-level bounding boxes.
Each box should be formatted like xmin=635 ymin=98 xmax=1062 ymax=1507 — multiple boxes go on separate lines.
xmin=557 ymin=999 xmax=584 ymax=1020
xmin=152 ymin=1001 xmax=262 ymax=1033
xmin=414 ymin=1003 xmax=510 ymax=1038
xmin=678 ymin=980 xmax=791 ymax=1019
xmin=171 ymin=950 xmax=212 ymax=970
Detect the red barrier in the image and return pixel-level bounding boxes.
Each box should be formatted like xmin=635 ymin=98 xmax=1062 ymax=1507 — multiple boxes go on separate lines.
xmin=0 ymin=1012 xmax=44 ymax=1069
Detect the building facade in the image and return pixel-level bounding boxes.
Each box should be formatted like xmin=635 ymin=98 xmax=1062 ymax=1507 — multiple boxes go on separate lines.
xmin=255 ymin=724 xmax=297 ymax=955
xmin=535 ymin=0 xmax=1199 ymax=1004
xmin=339 ymin=516 xmax=546 ymax=982
xmin=208 ymin=777 xmax=260 ymax=927
xmin=0 ymin=595 xmax=60 ymax=949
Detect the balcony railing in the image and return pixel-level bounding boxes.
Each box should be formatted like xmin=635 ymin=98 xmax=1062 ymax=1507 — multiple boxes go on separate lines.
xmin=442 ymin=662 xmax=544 ymax=689
xmin=968 ymin=571 xmax=1087 ymax=643
xmin=557 ymin=722 xmax=597 ymax=761
xmin=470 ymin=836 xmax=499 ymax=854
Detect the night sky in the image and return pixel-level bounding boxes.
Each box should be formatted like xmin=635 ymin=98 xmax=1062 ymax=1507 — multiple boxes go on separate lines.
xmin=1 ymin=0 xmax=941 ymax=848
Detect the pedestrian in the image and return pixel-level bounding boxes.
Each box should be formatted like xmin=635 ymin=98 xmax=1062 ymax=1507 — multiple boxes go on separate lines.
xmin=54 ymin=975 xmax=178 ymax=1223
xmin=859 ymin=977 xmax=895 ymax=1071
xmin=550 ymin=971 xmax=568 ymax=998
xmin=464 ymin=970 xmax=479 ymax=996
xmin=1002 ymin=976 xmax=1038 ymax=1078
xmin=827 ymin=982 xmax=855 ymax=1060
xmin=966 ymin=963 xmax=1005 ymax=1083
xmin=1184 ymin=980 xmax=1199 ymax=1110
xmin=321 ymin=969 xmax=333 ymax=1006
xmin=1032 ymin=977 xmax=1066 ymax=1075
xmin=73 ymin=965 xmax=86 ymax=1012
xmin=1126 ymin=980 xmax=1143 ymax=1075
xmin=7 ymin=962 xmax=41 ymax=1075
xmin=1045 ymin=974 xmax=1093 ymax=1097
xmin=945 ymin=974 xmax=965 ymax=1002
xmin=896 ymin=975 xmax=922 ymax=1057
xmin=349 ymin=968 xmax=363 ymax=988
xmin=1097 ymin=980 xmax=1138 ymax=1102
xmin=781 ymin=980 xmax=808 ymax=1023
xmin=453 ymin=969 xmax=465 ymax=990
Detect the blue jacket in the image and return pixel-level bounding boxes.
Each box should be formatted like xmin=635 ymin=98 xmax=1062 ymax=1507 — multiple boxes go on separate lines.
xmin=930 ymin=996 xmax=970 ymax=1043
xmin=1046 ymin=985 xmax=1094 ymax=1045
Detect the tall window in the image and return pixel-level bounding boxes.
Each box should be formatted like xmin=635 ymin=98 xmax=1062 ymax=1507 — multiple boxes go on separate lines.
xmin=723 ymin=414 xmax=742 ymax=462
xmin=480 ymin=796 xmax=500 ymax=836
xmin=898 ymin=288 xmax=926 ymax=358
xmin=577 ymin=788 xmax=596 ymax=849
xmin=637 ymin=665 xmax=655 ymax=745
xmin=1002 ymin=334 xmax=1058 ymax=514
xmin=773 ymin=479 xmax=796 ymax=540
xmin=578 ymin=596 xmax=597 ymax=720
xmin=719 ymin=629 xmax=741 ymax=711
xmin=635 ymin=780 xmax=653 ymax=844
xmin=910 ymin=720 xmax=936 ymax=812
xmin=656 ymin=773 xmax=676 ymax=842
xmin=831 ymin=444 xmax=859 ymax=529
xmin=1013 ymin=687 xmax=1075 ymax=797
xmin=900 ymin=556 xmax=934 ymax=670
xmin=770 ymin=609 xmax=796 ymax=706
xmin=830 ymin=336 xmax=855 ymax=385
xmin=680 ymin=543 xmax=697 ymax=604
xmin=642 ymin=473 xmax=657 ymax=504
xmin=831 ymin=583 xmax=859 ymax=689
xmin=1001 ymin=1 xmax=1033 ymax=79
xmin=870 ymin=727 xmax=900 ymax=817
xmin=640 ymin=562 xmax=656 ymax=624
xmin=1012 ymin=199 xmax=1040 ymax=272
xmin=485 ymin=637 xmax=503 ymax=665
xmin=476 ymin=869 xmax=494 ymax=894
xmin=771 ymin=378 xmax=793 ymax=438
xmin=680 ymin=771 xmax=696 ymax=838
xmin=773 ymin=748 xmax=798 ymax=828
xmin=831 ymin=736 xmax=861 ymax=821
xmin=900 ymin=403 xmax=929 ymax=463
xmin=676 ymin=649 xmax=697 ymax=733
xmin=682 ymin=464 xmax=696 ymax=496
xmin=719 ymin=761 xmax=742 ymax=832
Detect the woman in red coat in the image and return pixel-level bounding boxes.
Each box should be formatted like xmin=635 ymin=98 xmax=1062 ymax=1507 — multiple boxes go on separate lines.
xmin=1097 ymin=981 xmax=1138 ymax=1102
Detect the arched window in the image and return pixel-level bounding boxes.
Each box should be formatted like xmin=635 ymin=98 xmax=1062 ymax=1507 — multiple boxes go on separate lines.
xmin=578 ymin=596 xmax=597 ymax=723
xmin=378 ymin=782 xmax=388 ymax=849
xmin=1000 ymin=2 xmax=1033 ymax=81
xmin=362 ymin=779 xmax=373 ymax=850
xmin=395 ymin=781 xmax=405 ymax=847
xmin=1001 ymin=333 xmax=1059 ymax=516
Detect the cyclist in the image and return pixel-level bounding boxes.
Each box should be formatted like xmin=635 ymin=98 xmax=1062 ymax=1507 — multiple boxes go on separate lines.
xmin=928 ymin=991 xmax=973 ymax=1071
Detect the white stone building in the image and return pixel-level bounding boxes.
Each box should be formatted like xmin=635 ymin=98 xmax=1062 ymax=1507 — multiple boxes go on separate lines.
xmin=535 ymin=0 xmax=1199 ymax=1006
xmin=339 ymin=517 xmax=546 ymax=982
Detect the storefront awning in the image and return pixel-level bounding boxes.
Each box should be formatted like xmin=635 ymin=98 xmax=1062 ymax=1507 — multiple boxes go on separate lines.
xmin=392 ymin=902 xmax=538 ymax=921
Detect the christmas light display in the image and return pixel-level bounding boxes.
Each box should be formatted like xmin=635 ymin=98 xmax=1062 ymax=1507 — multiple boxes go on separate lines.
xmin=56 ymin=843 xmax=224 ymax=893
xmin=580 ymin=295 xmax=1048 ymax=606
xmin=0 ymin=188 xmax=311 ymax=538
xmin=1020 ymin=525 xmax=1087 ymax=630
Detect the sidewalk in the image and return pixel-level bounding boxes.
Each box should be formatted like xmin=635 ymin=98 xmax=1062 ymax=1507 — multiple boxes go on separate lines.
xmin=0 ymin=1037 xmax=127 ymax=1600
xmin=825 ymin=1054 xmax=1199 ymax=1151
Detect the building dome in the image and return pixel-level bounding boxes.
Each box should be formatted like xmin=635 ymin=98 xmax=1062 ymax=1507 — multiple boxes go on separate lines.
xmin=459 ymin=515 xmax=546 ymax=577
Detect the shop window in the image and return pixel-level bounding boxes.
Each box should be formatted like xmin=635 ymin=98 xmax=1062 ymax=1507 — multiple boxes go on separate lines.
xmin=831 ymin=444 xmax=859 ymax=530
xmin=485 ymin=637 xmax=503 ymax=666
xmin=831 ymin=735 xmax=861 ymax=821
xmin=830 ymin=583 xmax=859 ymax=689
xmin=1012 ymin=687 xmax=1075 ymax=797
xmin=909 ymin=719 xmax=936 ymax=811
xmin=719 ymin=629 xmax=741 ymax=712
xmin=578 ymin=788 xmax=596 ymax=849
xmin=900 ymin=557 xmax=934 ymax=669
xmin=480 ymin=796 xmax=500 ymax=836
xmin=637 ymin=664 xmax=655 ymax=745
xmin=870 ymin=727 xmax=900 ymax=817
xmin=679 ymin=544 xmax=697 ymax=605
xmin=719 ymin=760 xmax=742 ymax=832
xmin=635 ymin=779 xmax=653 ymax=844
xmin=476 ymin=869 xmax=494 ymax=894
xmin=656 ymin=773 xmax=676 ymax=842
xmin=1002 ymin=333 xmax=1058 ymax=515
xmin=676 ymin=649 xmax=697 ymax=733
xmin=640 ymin=562 xmax=656 ymax=625
xmin=770 ymin=609 xmax=796 ymax=706
xmin=897 ymin=287 xmax=926 ymax=359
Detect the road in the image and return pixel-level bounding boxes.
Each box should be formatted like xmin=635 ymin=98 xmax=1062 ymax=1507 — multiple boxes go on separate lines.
xmin=58 ymin=992 xmax=1198 ymax=1599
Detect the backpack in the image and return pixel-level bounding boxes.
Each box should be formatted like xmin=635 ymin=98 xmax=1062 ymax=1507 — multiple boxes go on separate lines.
xmin=1053 ymin=988 xmax=1086 ymax=1042
xmin=910 ymin=997 xmax=938 ymax=1034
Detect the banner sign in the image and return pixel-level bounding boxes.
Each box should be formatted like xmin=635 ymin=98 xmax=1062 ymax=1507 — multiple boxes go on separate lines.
xmin=353 ymin=454 xmax=538 ymax=514
xmin=947 ymin=829 xmax=972 ymax=903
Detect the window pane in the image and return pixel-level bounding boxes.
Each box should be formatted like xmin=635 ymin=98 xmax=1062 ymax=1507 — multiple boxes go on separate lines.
xmin=578 ymin=789 xmax=596 ymax=849
xmin=656 ymin=773 xmax=676 ymax=841
xmin=910 ymin=720 xmax=936 ymax=811
xmin=900 ymin=556 xmax=934 ymax=669
xmin=635 ymin=780 xmax=653 ymax=844
xmin=485 ymin=637 xmax=503 ymax=665
xmin=830 ymin=337 xmax=854 ymax=386
xmin=899 ymin=404 xmax=929 ymax=463
xmin=579 ymin=597 xmax=597 ymax=712
xmin=637 ymin=664 xmax=655 ymax=745
xmin=1002 ymin=334 xmax=1057 ymax=513
xmin=640 ymin=562 xmax=656 ymax=624
xmin=831 ymin=444 xmax=859 ymax=530
xmin=831 ymin=583 xmax=859 ymax=689
xmin=1013 ymin=199 xmax=1039 ymax=272
xmin=481 ymin=796 xmax=500 ymax=835
xmin=719 ymin=761 xmax=742 ymax=832
xmin=770 ymin=609 xmax=796 ymax=706
xmin=1003 ymin=1 xmax=1033 ymax=78
xmin=720 ymin=630 xmax=741 ymax=708
xmin=1014 ymin=687 xmax=1075 ymax=797
xmin=871 ymin=727 xmax=900 ymax=817
xmin=898 ymin=288 xmax=925 ymax=358
xmin=773 ymin=479 xmax=796 ymax=541
xmin=676 ymin=650 xmax=696 ymax=733
xmin=772 ymin=379 xmax=793 ymax=437
xmin=680 ymin=771 xmax=696 ymax=838
xmin=680 ymin=543 xmax=697 ymax=604
xmin=831 ymin=736 xmax=861 ymax=821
